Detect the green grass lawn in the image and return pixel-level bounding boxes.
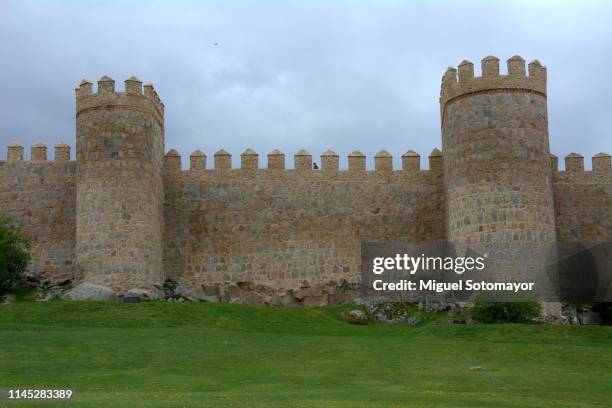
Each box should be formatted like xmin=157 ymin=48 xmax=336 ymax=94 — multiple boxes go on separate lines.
xmin=0 ymin=300 xmax=611 ymax=407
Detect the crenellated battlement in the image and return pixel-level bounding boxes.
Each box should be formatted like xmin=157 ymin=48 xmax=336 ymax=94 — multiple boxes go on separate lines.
xmin=75 ymin=76 xmax=164 ymax=128
xmin=551 ymin=152 xmax=612 ymax=178
xmin=162 ymin=148 xmax=446 ymax=174
xmin=440 ymin=55 xmax=547 ymax=115
xmin=3 ymin=142 xmax=73 ymax=162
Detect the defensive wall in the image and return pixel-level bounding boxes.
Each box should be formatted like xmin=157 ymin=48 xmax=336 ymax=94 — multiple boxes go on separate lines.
xmin=0 ymin=55 xmax=610 ymax=305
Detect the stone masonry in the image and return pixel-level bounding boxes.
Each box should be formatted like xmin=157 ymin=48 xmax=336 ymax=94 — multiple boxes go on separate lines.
xmin=0 ymin=56 xmax=610 ymax=304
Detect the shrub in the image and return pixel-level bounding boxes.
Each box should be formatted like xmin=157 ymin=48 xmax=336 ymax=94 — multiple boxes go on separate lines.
xmin=0 ymin=216 xmax=31 ymax=290
xmin=470 ymin=301 xmax=541 ymax=324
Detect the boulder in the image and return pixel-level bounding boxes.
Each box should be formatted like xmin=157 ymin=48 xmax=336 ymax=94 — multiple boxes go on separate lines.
xmin=342 ymin=309 xmax=368 ymax=325
xmin=32 ymin=279 xmax=72 ymax=302
xmin=1 ymin=294 xmax=16 ymax=304
xmin=425 ymin=300 xmax=452 ymax=312
xmin=372 ymin=302 xmax=407 ymax=323
xmin=406 ymin=316 xmax=421 ymax=326
xmin=295 ymin=284 xmax=329 ymax=306
xmin=125 ymin=288 xmax=162 ymax=301
xmin=355 ymin=297 xmax=406 ymax=322
xmin=36 ymin=287 xmax=64 ymax=302
xmin=61 ymin=283 xmax=118 ymax=302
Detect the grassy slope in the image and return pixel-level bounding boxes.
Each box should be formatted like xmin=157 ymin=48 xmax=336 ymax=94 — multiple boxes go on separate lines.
xmin=0 ymin=301 xmax=611 ymax=408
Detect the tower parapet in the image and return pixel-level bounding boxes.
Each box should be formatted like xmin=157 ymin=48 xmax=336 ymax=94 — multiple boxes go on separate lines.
xmin=441 ymin=55 xmax=546 ymax=119
xmin=76 ymin=77 xmax=164 ymax=132
xmin=75 ymin=76 xmax=165 ymax=293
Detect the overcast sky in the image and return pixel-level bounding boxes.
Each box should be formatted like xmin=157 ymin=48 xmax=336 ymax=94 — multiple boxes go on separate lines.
xmin=0 ymin=0 xmax=610 ymax=169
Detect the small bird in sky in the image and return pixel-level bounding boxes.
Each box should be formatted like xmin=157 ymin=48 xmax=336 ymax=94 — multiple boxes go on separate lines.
xmin=214 ymin=42 xmax=218 ymax=46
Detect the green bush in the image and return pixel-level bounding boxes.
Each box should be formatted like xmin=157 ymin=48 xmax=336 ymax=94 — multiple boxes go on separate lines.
xmin=0 ymin=216 xmax=31 ymax=290
xmin=471 ymin=301 xmax=541 ymax=324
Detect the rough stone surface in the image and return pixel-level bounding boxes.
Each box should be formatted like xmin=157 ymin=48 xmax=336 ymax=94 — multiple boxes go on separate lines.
xmin=75 ymin=80 xmax=164 ymax=294
xmin=342 ymin=309 xmax=368 ymax=325
xmin=126 ymin=288 xmax=162 ymax=301
xmin=406 ymin=316 xmax=421 ymax=326
xmin=0 ymin=60 xmax=610 ymax=307
xmin=61 ymin=283 xmax=118 ymax=302
xmin=1 ymin=294 xmax=16 ymax=304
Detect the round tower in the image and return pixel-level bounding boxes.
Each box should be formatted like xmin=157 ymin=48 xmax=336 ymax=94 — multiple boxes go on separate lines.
xmin=75 ymin=76 xmax=165 ymax=293
xmin=441 ymin=55 xmax=556 ymax=245
xmin=440 ymin=56 xmax=557 ymax=295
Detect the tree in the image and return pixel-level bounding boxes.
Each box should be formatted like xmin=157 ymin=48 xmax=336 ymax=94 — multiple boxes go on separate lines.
xmin=0 ymin=216 xmax=30 ymax=290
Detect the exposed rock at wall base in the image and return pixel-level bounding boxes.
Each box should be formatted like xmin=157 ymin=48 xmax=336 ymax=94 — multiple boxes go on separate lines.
xmin=1 ymin=294 xmax=16 ymax=304
xmin=355 ymin=296 xmax=412 ymax=323
xmin=35 ymin=286 xmax=66 ymax=302
xmin=341 ymin=309 xmax=368 ymax=325
xmin=126 ymin=288 xmax=163 ymax=301
xmin=195 ymin=279 xmax=361 ymax=306
xmin=61 ymin=283 xmax=118 ymax=302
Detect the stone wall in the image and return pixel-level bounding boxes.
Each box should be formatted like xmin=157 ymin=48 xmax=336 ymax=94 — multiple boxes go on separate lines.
xmin=0 ymin=145 xmax=76 ymax=285
xmin=162 ymin=150 xmax=446 ymax=301
xmin=0 ymin=59 xmax=610 ymax=304
xmin=552 ymin=153 xmax=612 ymax=242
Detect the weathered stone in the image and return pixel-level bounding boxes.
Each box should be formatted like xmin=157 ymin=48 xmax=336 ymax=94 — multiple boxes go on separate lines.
xmin=126 ymin=288 xmax=162 ymax=301
xmin=406 ymin=316 xmax=421 ymax=326
xmin=342 ymin=309 xmax=368 ymax=325
xmin=1 ymin=294 xmax=16 ymax=304
xmin=202 ymin=295 xmax=220 ymax=303
xmin=35 ymin=286 xmax=65 ymax=302
xmin=61 ymin=283 xmax=118 ymax=302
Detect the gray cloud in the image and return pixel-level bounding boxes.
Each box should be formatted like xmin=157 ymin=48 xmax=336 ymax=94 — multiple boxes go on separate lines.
xmin=0 ymin=0 xmax=610 ymax=168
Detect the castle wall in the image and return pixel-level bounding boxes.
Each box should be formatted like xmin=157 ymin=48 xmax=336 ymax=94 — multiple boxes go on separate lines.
xmin=162 ymin=152 xmax=446 ymax=300
xmin=0 ymin=153 xmax=76 ymax=285
xmin=552 ymin=155 xmax=612 ymax=242
xmin=0 ymin=59 xmax=610 ymax=304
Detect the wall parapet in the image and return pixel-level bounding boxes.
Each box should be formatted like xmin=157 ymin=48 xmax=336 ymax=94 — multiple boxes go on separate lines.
xmin=162 ymin=148 xmax=446 ymax=174
xmin=550 ymin=152 xmax=611 ymax=178
xmin=3 ymin=143 xmax=74 ymax=162
xmin=440 ymin=55 xmax=547 ymax=115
